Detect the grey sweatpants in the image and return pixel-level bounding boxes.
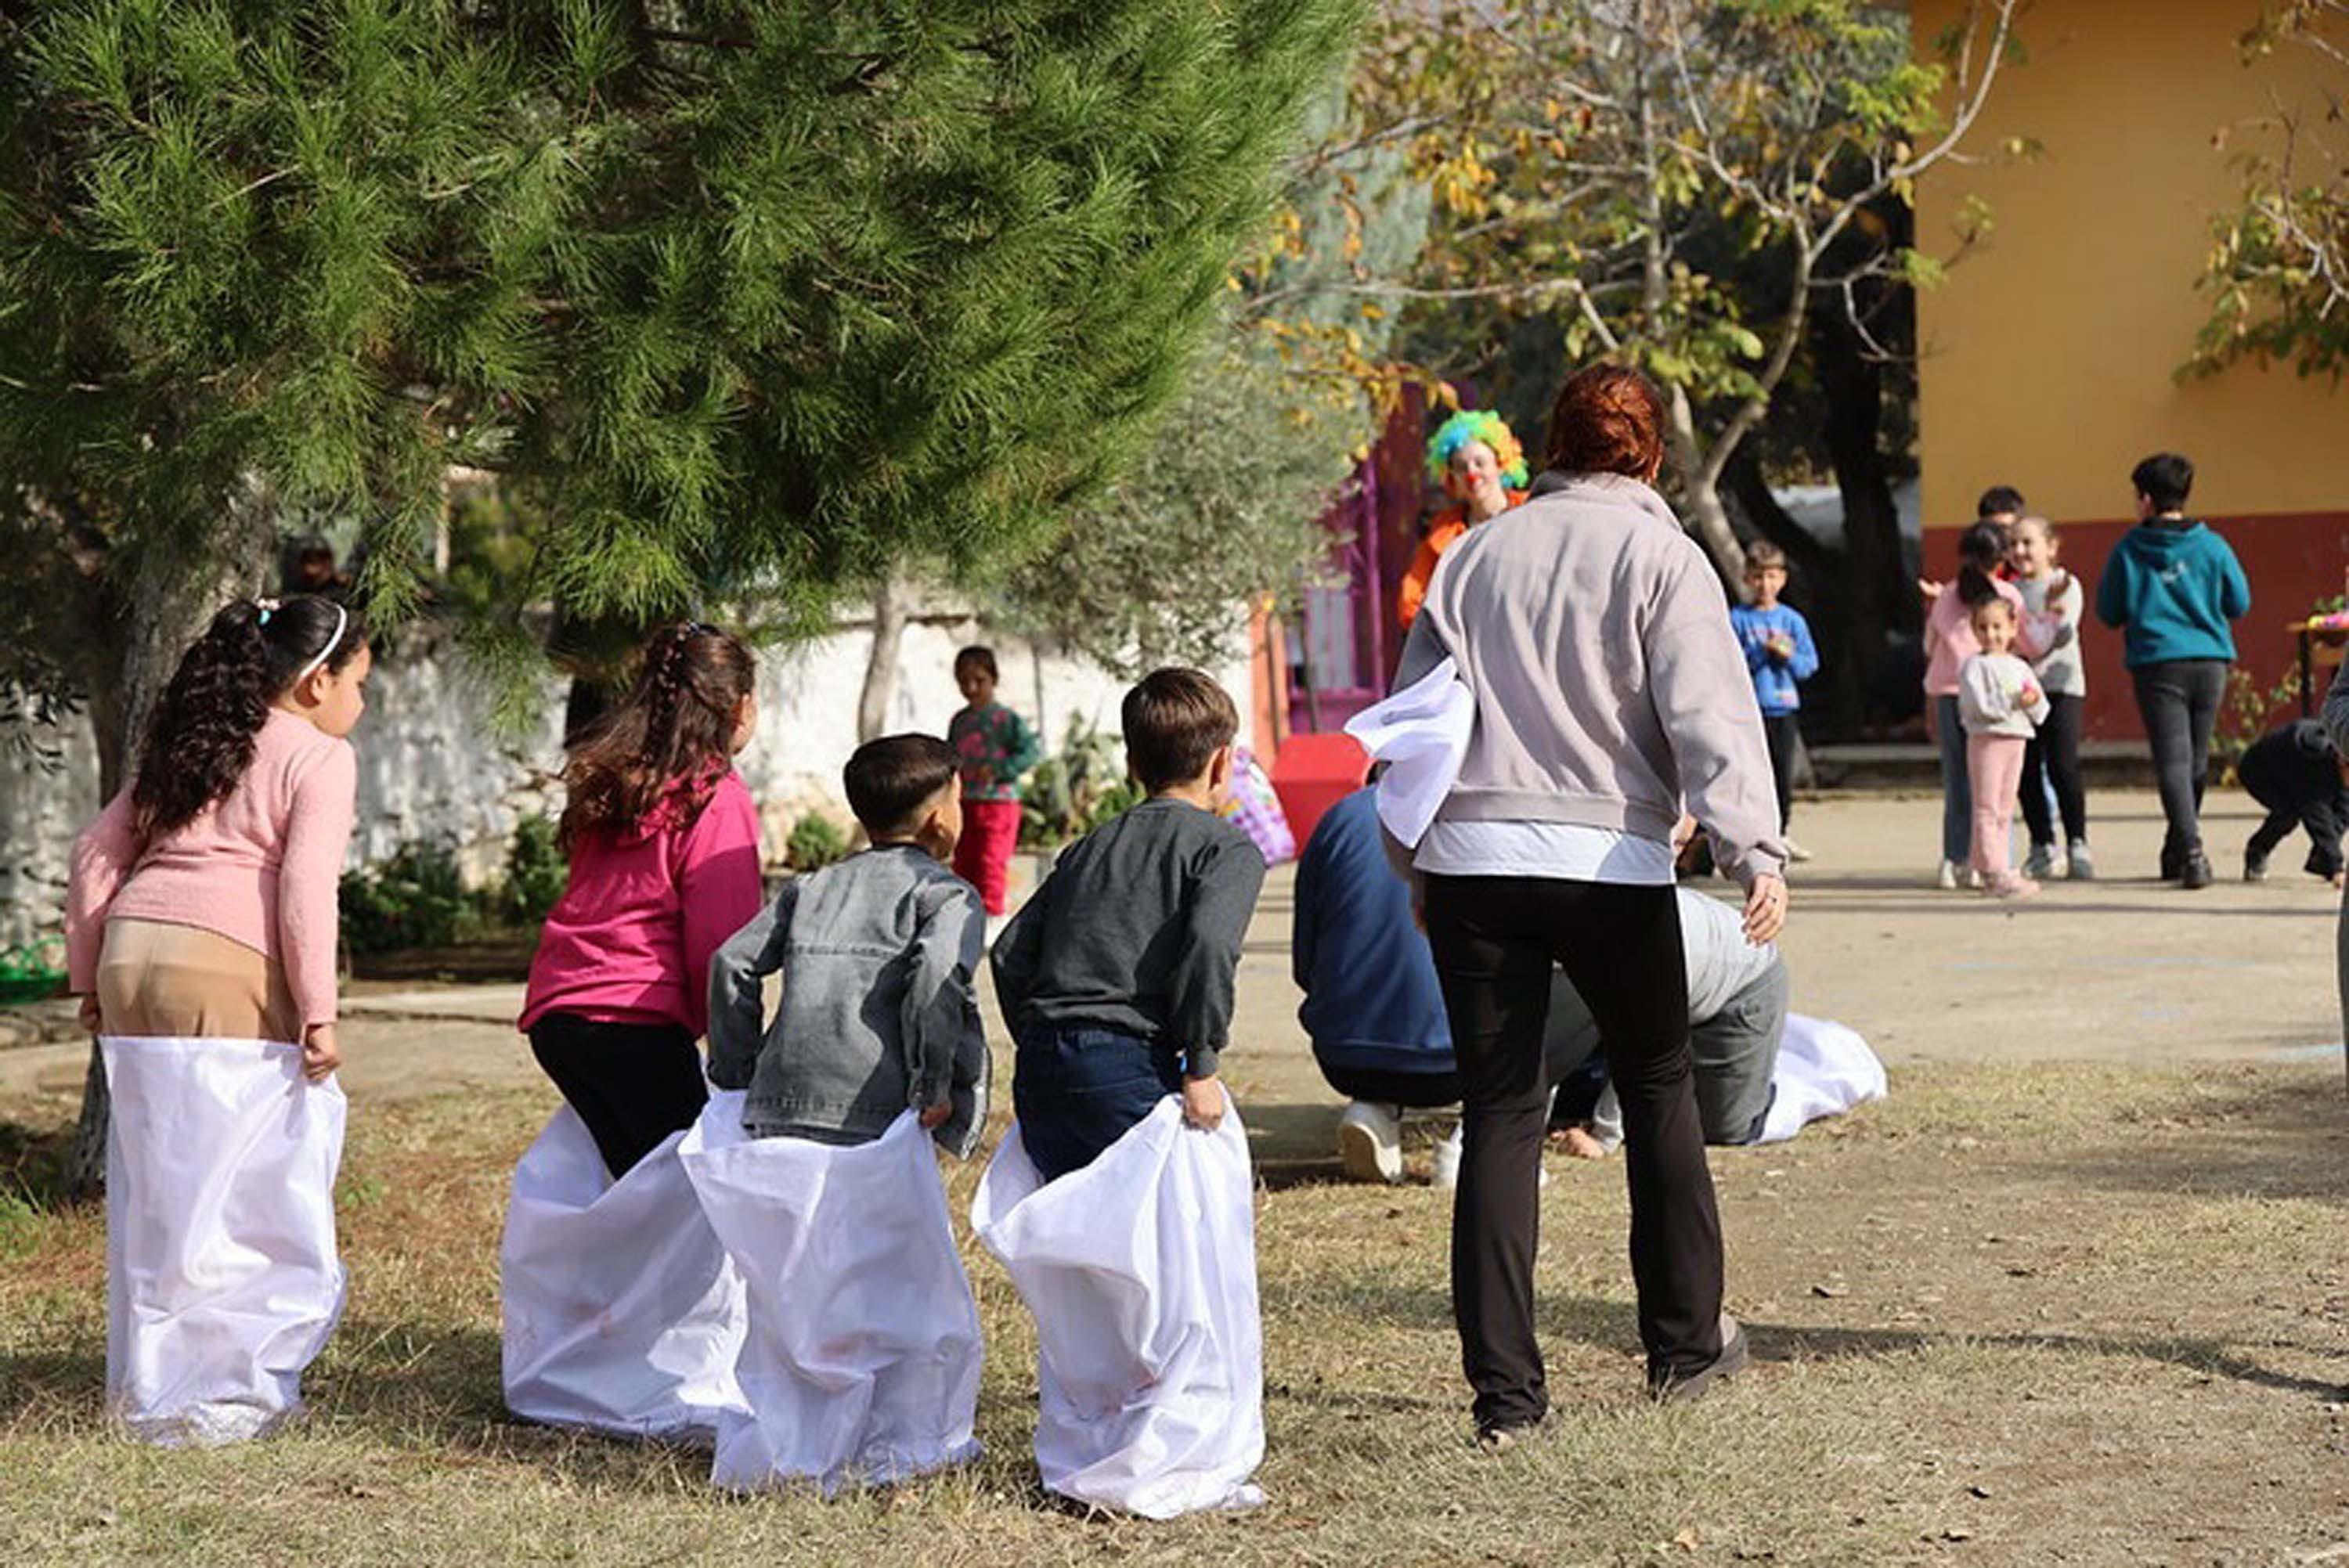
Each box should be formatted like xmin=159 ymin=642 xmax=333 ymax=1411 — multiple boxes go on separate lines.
xmin=1565 ymin=959 xmax=1790 ymax=1147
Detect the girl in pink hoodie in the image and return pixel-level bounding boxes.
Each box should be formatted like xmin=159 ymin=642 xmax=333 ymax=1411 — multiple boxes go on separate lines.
xmin=520 ymin=622 xmax=767 ymax=1177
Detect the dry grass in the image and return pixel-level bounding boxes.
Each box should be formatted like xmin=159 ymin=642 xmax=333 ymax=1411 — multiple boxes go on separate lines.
xmin=6 ymin=1062 xmax=2349 ymax=1566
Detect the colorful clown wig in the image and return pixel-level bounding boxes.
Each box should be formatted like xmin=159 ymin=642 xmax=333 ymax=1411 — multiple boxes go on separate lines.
xmin=1423 ymin=409 xmax=1529 ymax=490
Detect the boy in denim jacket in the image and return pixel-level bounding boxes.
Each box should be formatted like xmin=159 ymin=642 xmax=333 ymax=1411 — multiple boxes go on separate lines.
xmin=707 ymin=734 xmax=989 ymax=1155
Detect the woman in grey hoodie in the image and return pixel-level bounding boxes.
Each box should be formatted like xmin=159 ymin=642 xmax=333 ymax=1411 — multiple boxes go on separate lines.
xmin=1393 ymin=364 xmax=1789 ymax=1445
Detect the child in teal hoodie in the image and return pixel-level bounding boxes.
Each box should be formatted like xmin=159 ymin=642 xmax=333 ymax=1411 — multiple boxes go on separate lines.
xmin=2094 ymin=452 xmax=2251 ymax=888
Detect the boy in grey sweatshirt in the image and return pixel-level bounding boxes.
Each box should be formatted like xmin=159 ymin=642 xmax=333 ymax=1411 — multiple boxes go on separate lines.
xmin=706 ymin=734 xmax=990 ymax=1157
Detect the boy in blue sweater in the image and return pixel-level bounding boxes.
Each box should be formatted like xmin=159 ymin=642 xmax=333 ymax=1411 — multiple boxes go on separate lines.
xmin=2095 ymin=452 xmax=2253 ymax=889
xmin=1730 ymin=542 xmax=1820 ymax=861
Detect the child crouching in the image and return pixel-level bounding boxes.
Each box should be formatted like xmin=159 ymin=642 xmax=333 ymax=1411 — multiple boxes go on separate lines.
xmin=977 ymin=669 xmax=1269 ymax=1517
xmin=689 ymin=734 xmax=989 ymax=1491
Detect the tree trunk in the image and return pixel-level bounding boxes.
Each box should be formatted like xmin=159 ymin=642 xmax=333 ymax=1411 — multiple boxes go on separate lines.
xmin=1813 ymin=305 xmax=1918 ymax=733
xmin=856 ymin=571 xmax=910 ymax=744
xmin=64 ymin=488 xmax=277 ymax=1199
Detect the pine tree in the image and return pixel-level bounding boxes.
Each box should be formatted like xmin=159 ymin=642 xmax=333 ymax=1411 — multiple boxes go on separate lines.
xmin=0 ymin=0 xmax=1362 ymax=1191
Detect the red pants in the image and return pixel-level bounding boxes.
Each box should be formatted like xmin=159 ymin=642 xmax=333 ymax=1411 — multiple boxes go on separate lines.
xmin=954 ymin=799 xmax=1023 ymax=915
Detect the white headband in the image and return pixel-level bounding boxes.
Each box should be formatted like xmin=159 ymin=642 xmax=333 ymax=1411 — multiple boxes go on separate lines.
xmin=293 ymin=601 xmax=349 ymax=682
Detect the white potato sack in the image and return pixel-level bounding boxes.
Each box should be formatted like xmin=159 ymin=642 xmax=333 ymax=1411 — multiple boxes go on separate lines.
xmin=102 ymin=1036 xmax=348 ymax=1446
xmin=500 ymin=1105 xmax=748 ymax=1442
xmin=1758 ymin=1014 xmax=1889 ymax=1144
xmin=679 ymin=1093 xmax=983 ymax=1492
xmin=971 ymin=1097 xmax=1265 ymax=1519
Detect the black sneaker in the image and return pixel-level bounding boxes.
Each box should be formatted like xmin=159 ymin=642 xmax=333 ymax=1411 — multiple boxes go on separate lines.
xmin=1651 ymin=1314 xmax=1749 ymax=1404
xmin=2160 ymin=842 xmax=2184 ymax=882
xmin=2245 ymin=848 xmax=2270 ymax=882
xmin=2181 ymin=851 xmax=2214 ymax=890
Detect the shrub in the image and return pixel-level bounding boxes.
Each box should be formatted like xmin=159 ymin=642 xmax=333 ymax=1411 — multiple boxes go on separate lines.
xmin=341 ymin=842 xmax=477 ymax=955
xmin=498 ymin=813 xmax=568 ymax=926
xmin=1020 ymin=718 xmax=1142 ymax=849
xmin=786 ymin=813 xmax=851 ymax=872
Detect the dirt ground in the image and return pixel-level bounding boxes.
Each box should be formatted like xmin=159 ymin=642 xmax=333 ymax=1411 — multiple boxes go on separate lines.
xmin=4 ymin=788 xmax=2347 ymax=1566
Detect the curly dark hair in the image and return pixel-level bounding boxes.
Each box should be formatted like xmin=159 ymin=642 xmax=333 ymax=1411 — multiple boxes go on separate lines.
xmin=559 ymin=622 xmax=756 ymax=849
xmin=132 ymin=595 xmax=370 ymax=842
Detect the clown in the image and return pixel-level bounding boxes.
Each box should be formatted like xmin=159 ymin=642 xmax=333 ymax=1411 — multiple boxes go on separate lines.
xmin=1397 ymin=408 xmax=1530 ymax=627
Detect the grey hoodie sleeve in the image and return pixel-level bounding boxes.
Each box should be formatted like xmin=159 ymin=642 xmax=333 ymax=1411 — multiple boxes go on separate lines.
xmin=1645 ymin=546 xmax=1790 ymax=889
xmin=903 ymin=875 xmax=987 ymax=1157
xmin=705 ymin=881 xmax=796 ymax=1090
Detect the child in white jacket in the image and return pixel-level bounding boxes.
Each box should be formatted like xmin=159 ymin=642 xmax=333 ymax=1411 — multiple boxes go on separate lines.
xmin=1959 ymin=597 xmax=2052 ymax=899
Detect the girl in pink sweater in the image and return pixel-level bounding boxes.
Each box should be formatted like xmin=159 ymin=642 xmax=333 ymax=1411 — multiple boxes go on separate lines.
xmin=69 ymin=595 xmax=371 ymax=1076
xmin=519 ymin=622 xmax=766 ymax=1177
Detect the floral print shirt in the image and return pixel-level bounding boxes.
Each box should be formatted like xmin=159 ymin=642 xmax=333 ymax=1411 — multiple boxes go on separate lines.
xmin=949 ymin=701 xmax=1042 ymax=802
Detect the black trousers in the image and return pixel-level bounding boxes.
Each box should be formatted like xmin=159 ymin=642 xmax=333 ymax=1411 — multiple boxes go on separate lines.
xmin=2019 ymin=690 xmax=2088 ymax=847
xmin=2241 ymin=751 xmax=2349 ymax=878
xmin=1423 ymin=875 xmax=1724 ymax=1430
xmin=1760 ymin=712 xmax=1800 ymax=832
xmin=527 ymin=1013 xmax=709 ymax=1180
xmin=2131 ymin=660 xmax=2229 ymax=862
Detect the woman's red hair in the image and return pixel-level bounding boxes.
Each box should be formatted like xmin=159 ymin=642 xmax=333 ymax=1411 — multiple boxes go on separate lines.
xmin=1543 ymin=364 xmax=1666 ymax=479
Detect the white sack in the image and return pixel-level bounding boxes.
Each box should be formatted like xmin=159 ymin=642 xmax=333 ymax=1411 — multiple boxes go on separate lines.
xmin=679 ymin=1093 xmax=982 ymax=1492
xmin=1344 ymin=657 xmax=1474 ymax=849
xmin=970 ymin=1097 xmax=1265 ymax=1519
xmin=499 ymin=1105 xmax=748 ymax=1442
xmin=101 ymin=1036 xmax=347 ymax=1447
xmin=1757 ymin=1014 xmax=1889 ymax=1144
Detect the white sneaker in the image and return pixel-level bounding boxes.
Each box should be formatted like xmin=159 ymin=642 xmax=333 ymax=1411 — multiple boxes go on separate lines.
xmin=2022 ymin=845 xmax=2062 ymax=881
xmin=1338 ymin=1101 xmax=1404 ymax=1184
xmin=1784 ymin=837 xmax=1813 ymax=863
xmin=1431 ymin=1123 xmax=1463 ymax=1189
xmin=1967 ymin=867 xmax=1985 ymax=890
xmin=1936 ymin=860 xmax=1960 ymax=891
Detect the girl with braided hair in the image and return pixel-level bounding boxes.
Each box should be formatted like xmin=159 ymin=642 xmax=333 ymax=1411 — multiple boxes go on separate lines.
xmin=67 ymin=593 xmax=370 ymax=1443
xmin=520 ymin=622 xmax=767 ymax=1177
xmin=69 ymin=593 xmax=372 ymax=1073
xmin=1396 ymin=408 xmax=1531 ymax=629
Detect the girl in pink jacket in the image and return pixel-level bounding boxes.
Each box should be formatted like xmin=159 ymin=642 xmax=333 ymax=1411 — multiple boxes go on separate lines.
xmin=519 ymin=622 xmax=766 ymax=1177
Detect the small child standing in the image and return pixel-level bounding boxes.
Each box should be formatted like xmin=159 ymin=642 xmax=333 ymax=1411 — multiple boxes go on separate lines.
xmin=2008 ymin=517 xmax=2093 ymax=880
xmin=2237 ymin=719 xmax=2349 ymax=888
xmin=697 ymin=734 xmax=990 ymax=1492
xmin=707 ymin=734 xmax=988 ymax=1153
xmin=947 ymin=646 xmax=1043 ymax=919
xmin=1922 ymin=517 xmax=2044 ymax=889
xmin=991 ymin=667 xmax=1267 ymax=1181
xmin=1958 ymin=597 xmax=2052 ymax=899
xmin=1730 ymin=542 xmax=1820 ymax=862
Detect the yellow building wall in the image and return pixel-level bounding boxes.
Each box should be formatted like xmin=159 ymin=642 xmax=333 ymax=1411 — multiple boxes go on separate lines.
xmin=1911 ymin=0 xmax=2345 ymax=529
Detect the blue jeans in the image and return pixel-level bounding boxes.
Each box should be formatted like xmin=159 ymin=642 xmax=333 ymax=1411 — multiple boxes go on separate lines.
xmin=1936 ymin=694 xmax=1970 ymax=865
xmin=1012 ymin=1026 xmax=1184 ymax=1183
